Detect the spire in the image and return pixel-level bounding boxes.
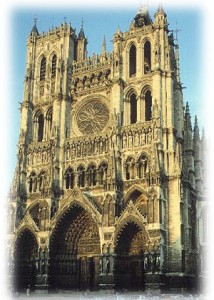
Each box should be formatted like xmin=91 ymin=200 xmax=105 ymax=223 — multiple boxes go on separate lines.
xmin=154 ymin=3 xmax=167 ymax=26
xmin=156 ymin=3 xmax=166 ymax=16
xmin=185 ymin=102 xmax=192 ymax=130
xmin=78 ymin=19 xmax=85 ymax=39
xmin=30 ymin=16 xmax=39 ymax=36
xmin=193 ymin=116 xmax=200 ymax=140
xmin=174 ymin=22 xmax=181 ymax=82
xmin=102 ymin=36 xmax=106 ymax=55
xmin=116 ymin=26 xmax=121 ymax=35
xmin=193 ymin=116 xmax=200 ymax=160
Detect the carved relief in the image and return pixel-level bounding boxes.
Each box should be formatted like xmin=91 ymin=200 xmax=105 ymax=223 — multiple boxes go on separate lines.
xmin=76 ymin=100 xmax=109 ymax=135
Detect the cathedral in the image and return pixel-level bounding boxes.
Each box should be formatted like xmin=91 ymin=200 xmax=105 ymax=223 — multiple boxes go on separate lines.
xmin=8 ymin=5 xmax=206 ymax=293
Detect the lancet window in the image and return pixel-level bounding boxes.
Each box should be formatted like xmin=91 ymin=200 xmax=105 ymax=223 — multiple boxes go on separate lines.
xmin=130 ymin=93 xmax=137 ymax=124
xmin=145 ymin=90 xmax=152 ymax=121
xmin=77 ymin=165 xmax=85 ymax=188
xmin=87 ymin=164 xmax=97 ymax=186
xmin=138 ymin=154 xmax=148 ymax=178
xmin=37 ymin=113 xmax=44 ymax=142
xmin=65 ymin=167 xmax=75 ymax=189
xmin=99 ymin=162 xmax=108 ymax=185
xmin=40 ymin=56 xmax=46 ymax=80
xmin=144 ymin=41 xmax=151 ymax=74
xmin=29 ymin=172 xmax=37 ymax=193
xmin=129 ymin=44 xmax=136 ymax=77
xmin=125 ymin=157 xmax=135 ymax=180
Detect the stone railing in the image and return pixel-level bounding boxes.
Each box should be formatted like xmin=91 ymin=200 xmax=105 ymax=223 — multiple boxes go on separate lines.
xmin=72 ymin=52 xmax=113 ymax=74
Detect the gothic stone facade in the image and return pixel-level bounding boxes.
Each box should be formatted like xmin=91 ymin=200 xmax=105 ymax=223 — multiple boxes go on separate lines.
xmin=8 ymin=7 xmax=205 ymax=292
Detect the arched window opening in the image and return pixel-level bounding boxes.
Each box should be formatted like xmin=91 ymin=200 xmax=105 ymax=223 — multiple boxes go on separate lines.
xmin=144 ymin=41 xmax=151 ymax=74
xmin=29 ymin=177 xmax=33 ymax=193
xmin=40 ymin=57 xmax=46 ymax=81
xmin=129 ymin=45 xmax=136 ymax=77
xmin=65 ymin=168 xmax=74 ymax=190
xmin=125 ymin=157 xmax=135 ymax=180
xmin=38 ymin=171 xmax=46 ymax=191
xmin=99 ymin=162 xmax=108 ymax=185
xmin=29 ymin=172 xmax=36 ymax=193
xmin=51 ymin=55 xmax=57 ymax=77
xmin=77 ymin=166 xmax=85 ymax=188
xmin=138 ymin=154 xmax=148 ymax=178
xmin=38 ymin=114 xmax=44 ymax=142
xmin=130 ymin=93 xmax=137 ymax=124
xmin=88 ymin=165 xmax=97 ymax=187
xmin=145 ymin=90 xmax=152 ymax=121
xmin=46 ymin=108 xmax=53 ymax=139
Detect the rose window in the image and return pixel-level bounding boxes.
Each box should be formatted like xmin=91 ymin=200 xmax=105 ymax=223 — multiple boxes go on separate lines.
xmin=76 ymin=100 xmax=109 ymax=135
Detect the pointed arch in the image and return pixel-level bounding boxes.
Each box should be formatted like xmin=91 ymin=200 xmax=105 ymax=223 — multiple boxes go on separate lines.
xmin=77 ymin=165 xmax=86 ymax=187
xmin=64 ymin=166 xmax=75 ymax=189
xmin=138 ymin=152 xmax=149 ymax=178
xmin=144 ymin=40 xmax=151 ymax=74
xmin=129 ymin=44 xmax=137 ymax=77
xmin=51 ymin=54 xmax=57 ymax=78
xmin=130 ymin=93 xmax=137 ymax=124
xmin=145 ymin=90 xmax=152 ymax=121
xmin=49 ymin=202 xmax=101 ymax=289
xmin=87 ymin=163 xmax=97 ymax=187
xmin=40 ymin=56 xmax=46 ymax=80
xmin=28 ymin=171 xmax=37 ymax=193
xmin=98 ymin=161 xmax=108 ymax=185
xmin=124 ymin=156 xmax=136 ymax=180
xmin=14 ymin=228 xmax=38 ymax=291
xmin=45 ymin=106 xmax=53 ymax=139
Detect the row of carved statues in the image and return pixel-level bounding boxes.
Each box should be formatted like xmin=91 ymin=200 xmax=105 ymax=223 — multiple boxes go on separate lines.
xmin=26 ymin=125 xmax=158 ymax=166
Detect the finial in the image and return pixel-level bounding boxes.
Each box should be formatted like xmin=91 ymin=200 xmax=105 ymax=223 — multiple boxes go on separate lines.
xmin=64 ymin=16 xmax=67 ymax=24
xmin=186 ymin=102 xmax=189 ymax=112
xmin=81 ymin=18 xmax=84 ymax=29
xmin=34 ymin=15 xmax=37 ymax=25
xmin=175 ymin=21 xmax=181 ymax=45
xmin=102 ymin=35 xmax=106 ymax=55
xmin=52 ymin=16 xmax=54 ymax=29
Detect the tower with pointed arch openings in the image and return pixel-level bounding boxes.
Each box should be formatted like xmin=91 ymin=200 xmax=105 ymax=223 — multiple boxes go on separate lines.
xmin=8 ymin=5 xmax=205 ymax=293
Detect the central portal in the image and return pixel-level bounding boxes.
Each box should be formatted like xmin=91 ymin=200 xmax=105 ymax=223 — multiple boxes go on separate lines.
xmin=49 ymin=204 xmax=100 ymax=290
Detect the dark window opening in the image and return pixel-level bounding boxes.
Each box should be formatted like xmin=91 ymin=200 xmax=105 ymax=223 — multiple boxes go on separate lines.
xmin=130 ymin=94 xmax=137 ymax=124
xmin=78 ymin=166 xmax=85 ymax=187
xmin=65 ymin=168 xmax=74 ymax=189
xmin=144 ymin=41 xmax=151 ymax=74
xmin=40 ymin=57 xmax=46 ymax=81
xmin=38 ymin=114 xmax=44 ymax=142
xmin=138 ymin=154 xmax=147 ymax=178
xmin=29 ymin=177 xmax=33 ymax=193
xmin=88 ymin=165 xmax=97 ymax=187
xmin=145 ymin=90 xmax=152 ymax=121
xmin=51 ymin=55 xmax=57 ymax=77
xmin=129 ymin=45 xmax=136 ymax=77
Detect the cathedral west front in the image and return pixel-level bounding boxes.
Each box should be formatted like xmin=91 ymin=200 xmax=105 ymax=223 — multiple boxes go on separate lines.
xmin=8 ymin=5 xmax=206 ymax=293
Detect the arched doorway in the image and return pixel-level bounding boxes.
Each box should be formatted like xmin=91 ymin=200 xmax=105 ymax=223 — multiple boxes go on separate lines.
xmin=115 ymin=221 xmax=148 ymax=289
xmin=14 ymin=229 xmax=38 ymax=291
xmin=49 ymin=204 xmax=101 ymax=290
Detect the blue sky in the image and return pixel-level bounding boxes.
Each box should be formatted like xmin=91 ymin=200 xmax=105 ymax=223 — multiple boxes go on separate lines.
xmin=10 ymin=5 xmax=202 ymax=181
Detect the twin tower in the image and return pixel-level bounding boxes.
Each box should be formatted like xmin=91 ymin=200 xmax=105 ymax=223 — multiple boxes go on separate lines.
xmin=8 ymin=6 xmax=205 ymax=292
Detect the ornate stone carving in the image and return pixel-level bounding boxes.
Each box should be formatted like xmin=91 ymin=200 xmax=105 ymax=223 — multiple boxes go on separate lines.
xmin=76 ymin=100 xmax=109 ymax=135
